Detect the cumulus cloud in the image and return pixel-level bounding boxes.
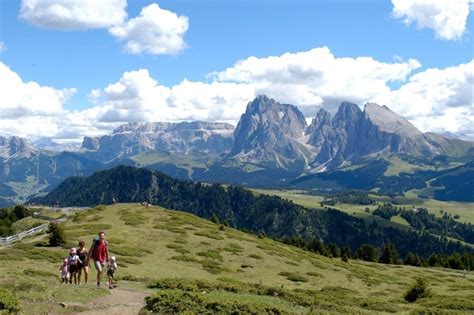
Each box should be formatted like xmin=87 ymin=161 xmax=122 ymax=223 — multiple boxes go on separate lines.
xmin=18 ymin=1 xmax=189 ymax=56
xmin=391 ymin=0 xmax=471 ymax=40
xmin=19 ymin=0 xmax=127 ymax=30
xmin=89 ymin=48 xmax=470 ymax=138
xmin=89 ymin=69 xmax=254 ymax=123
xmin=213 ymin=46 xmax=421 ymax=112
xmin=109 ymin=3 xmax=189 ymax=55
xmin=0 ymin=62 xmax=77 ymax=138
xmin=1 ymin=47 xmax=472 ymax=142
xmin=376 ymin=60 xmax=474 ymax=134
xmin=0 ymin=62 xmax=75 ymax=119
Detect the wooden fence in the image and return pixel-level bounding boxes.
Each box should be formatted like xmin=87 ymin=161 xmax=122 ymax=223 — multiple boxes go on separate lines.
xmin=0 ymin=217 xmax=66 ymax=246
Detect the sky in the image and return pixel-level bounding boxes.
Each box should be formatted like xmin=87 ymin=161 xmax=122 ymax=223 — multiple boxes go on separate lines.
xmin=0 ymin=0 xmax=473 ymax=142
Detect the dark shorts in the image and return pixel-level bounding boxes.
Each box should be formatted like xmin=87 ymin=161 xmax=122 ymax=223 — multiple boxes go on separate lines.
xmin=69 ymin=264 xmax=79 ymax=273
xmin=107 ymin=269 xmax=115 ymax=278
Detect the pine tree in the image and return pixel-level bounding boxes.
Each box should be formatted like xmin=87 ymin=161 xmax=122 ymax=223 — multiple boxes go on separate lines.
xmin=48 ymin=222 xmax=66 ymax=246
xmin=356 ymin=244 xmax=379 ymax=262
xmin=210 ymin=213 xmax=220 ymax=225
xmin=379 ymin=244 xmax=400 ymax=264
xmin=404 ymin=252 xmax=422 ymax=267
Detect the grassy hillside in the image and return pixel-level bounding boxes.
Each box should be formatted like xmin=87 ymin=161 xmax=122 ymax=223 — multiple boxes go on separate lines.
xmin=31 ymin=166 xmax=471 ymax=258
xmin=255 ymin=188 xmax=474 ymax=225
xmin=1 ymin=204 xmax=474 ymax=314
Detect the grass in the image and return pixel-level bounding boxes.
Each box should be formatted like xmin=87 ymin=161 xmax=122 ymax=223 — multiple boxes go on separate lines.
xmin=383 ymin=156 xmax=434 ymax=176
xmin=254 ymin=188 xmax=474 ymax=228
xmin=1 ymin=203 xmax=473 ymax=314
xmin=11 ymin=217 xmax=47 ymax=234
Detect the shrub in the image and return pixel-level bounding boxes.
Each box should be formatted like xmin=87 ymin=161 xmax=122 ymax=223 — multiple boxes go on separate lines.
xmin=404 ymin=278 xmax=432 ymax=302
xmin=223 ymin=243 xmax=244 ymax=253
xmin=196 ymin=250 xmax=223 ymax=261
xmin=0 ymin=288 xmax=20 ymax=313
xmin=145 ymin=289 xmax=284 ymax=314
xmin=278 ymin=271 xmax=309 ymax=282
xmin=47 ymin=222 xmax=66 ymax=247
xmin=210 ymin=214 xmax=220 ymax=224
xmin=201 ymin=259 xmax=223 ymax=274
xmin=249 ymin=254 xmax=262 ymax=259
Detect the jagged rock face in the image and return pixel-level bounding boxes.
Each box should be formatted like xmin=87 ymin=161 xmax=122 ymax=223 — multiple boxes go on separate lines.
xmin=0 ymin=136 xmax=37 ymax=159
xmin=360 ymin=104 xmax=437 ymax=157
xmin=229 ymin=95 xmax=309 ymax=169
xmin=81 ymin=121 xmax=235 ymax=161
xmin=307 ymin=102 xmax=443 ymax=169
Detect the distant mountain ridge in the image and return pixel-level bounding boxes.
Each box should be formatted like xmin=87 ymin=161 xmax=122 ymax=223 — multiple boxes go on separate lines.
xmin=82 ymin=121 xmax=235 ymax=162
xmin=30 ymin=165 xmax=471 ymax=258
xmin=1 ymin=95 xmax=473 ymax=204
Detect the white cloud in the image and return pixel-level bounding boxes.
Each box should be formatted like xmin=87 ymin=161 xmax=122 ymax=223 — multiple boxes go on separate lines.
xmin=376 ymin=60 xmax=474 ymax=134
xmin=19 ymin=0 xmax=127 ymax=30
xmin=90 ymin=69 xmax=254 ymax=123
xmin=0 ymin=62 xmax=75 ymax=119
xmin=19 ymin=1 xmax=189 ymax=56
xmin=391 ymin=0 xmax=471 ymax=40
xmin=213 ymin=46 xmax=421 ymax=112
xmin=1 ymin=47 xmax=472 ymax=142
xmin=0 ymin=42 xmax=6 ymax=53
xmin=0 ymin=62 xmax=78 ymax=139
xmin=90 ymin=68 xmax=170 ymax=122
xmin=109 ymin=3 xmax=189 ymax=55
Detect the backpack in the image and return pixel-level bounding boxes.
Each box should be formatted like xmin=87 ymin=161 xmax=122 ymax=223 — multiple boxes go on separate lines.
xmin=91 ymin=237 xmax=108 ymax=260
xmin=68 ymin=255 xmax=78 ymax=266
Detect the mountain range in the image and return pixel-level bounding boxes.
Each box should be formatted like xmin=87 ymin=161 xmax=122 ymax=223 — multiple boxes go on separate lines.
xmin=1 ymin=95 xmax=473 ymax=205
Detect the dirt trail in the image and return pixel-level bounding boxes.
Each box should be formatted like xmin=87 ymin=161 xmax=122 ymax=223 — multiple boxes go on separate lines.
xmin=75 ymin=286 xmax=150 ymax=315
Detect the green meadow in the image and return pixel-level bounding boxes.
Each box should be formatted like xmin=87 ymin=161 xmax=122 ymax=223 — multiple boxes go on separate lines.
xmin=0 ymin=204 xmax=473 ymax=314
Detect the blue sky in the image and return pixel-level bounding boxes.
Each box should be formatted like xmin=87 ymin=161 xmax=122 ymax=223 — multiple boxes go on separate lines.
xmin=0 ymin=0 xmax=473 ymax=140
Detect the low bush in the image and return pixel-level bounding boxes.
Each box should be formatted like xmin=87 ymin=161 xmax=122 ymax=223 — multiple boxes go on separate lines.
xmin=194 ymin=231 xmax=224 ymax=240
xmin=248 ymin=254 xmax=262 ymax=259
xmin=223 ymin=243 xmax=244 ymax=253
xmin=145 ymin=289 xmax=284 ymax=314
xmin=201 ymin=259 xmax=223 ymax=274
xmin=196 ymin=250 xmax=223 ymax=261
xmin=47 ymin=222 xmax=66 ymax=247
xmin=278 ymin=271 xmax=309 ymax=282
xmin=170 ymin=255 xmax=199 ymax=263
xmin=0 ymin=288 xmax=20 ymax=313
xmin=404 ymin=278 xmax=432 ymax=302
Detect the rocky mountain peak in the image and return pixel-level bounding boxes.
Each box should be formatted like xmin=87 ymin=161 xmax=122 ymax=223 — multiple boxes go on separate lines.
xmin=332 ymin=102 xmax=362 ymax=127
xmin=363 ymin=102 xmax=422 ymax=137
xmin=229 ymin=95 xmax=309 ymax=170
xmin=81 ymin=121 xmax=235 ymax=161
xmin=0 ymin=136 xmax=37 ymax=159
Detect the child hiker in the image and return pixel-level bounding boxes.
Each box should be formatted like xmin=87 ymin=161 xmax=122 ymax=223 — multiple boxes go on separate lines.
xmin=107 ymin=256 xmax=117 ymax=289
xmin=59 ymin=258 xmax=69 ymax=283
xmin=68 ymin=247 xmax=84 ymax=284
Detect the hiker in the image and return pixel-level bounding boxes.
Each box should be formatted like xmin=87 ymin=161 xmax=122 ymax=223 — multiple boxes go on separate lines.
xmin=59 ymin=258 xmax=69 ymax=283
xmin=77 ymin=240 xmax=89 ymax=284
xmin=107 ymin=256 xmax=118 ymax=289
xmin=67 ymin=247 xmax=84 ymax=284
xmin=87 ymin=231 xmax=109 ymax=288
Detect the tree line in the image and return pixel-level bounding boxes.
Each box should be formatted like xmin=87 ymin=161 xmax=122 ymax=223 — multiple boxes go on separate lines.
xmin=32 ymin=166 xmax=474 ymax=260
xmin=373 ymin=203 xmax=474 ymax=244
xmin=281 ymin=236 xmax=474 ymax=271
xmin=0 ymin=205 xmax=31 ymax=237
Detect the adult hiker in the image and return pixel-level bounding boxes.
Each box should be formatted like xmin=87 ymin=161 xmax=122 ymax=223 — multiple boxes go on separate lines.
xmin=77 ymin=240 xmax=89 ymax=284
xmin=87 ymin=231 xmax=109 ymax=288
